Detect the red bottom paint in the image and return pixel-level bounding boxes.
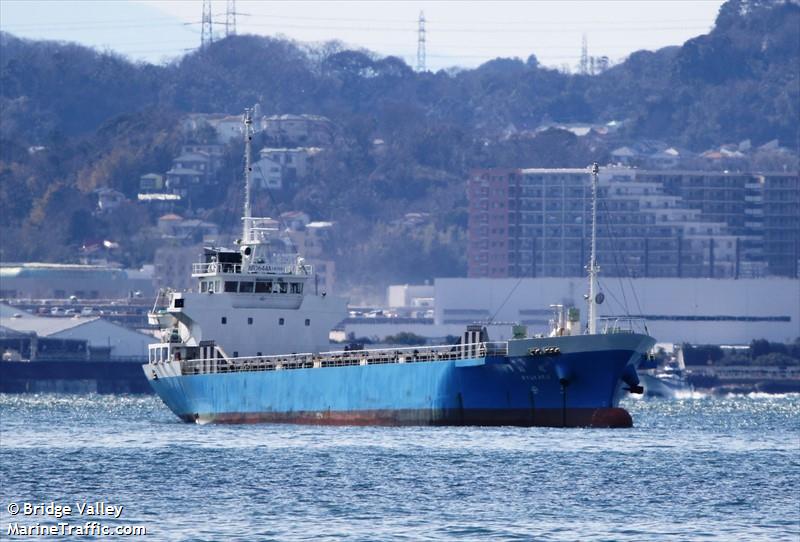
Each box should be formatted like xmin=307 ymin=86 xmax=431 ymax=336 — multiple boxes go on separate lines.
xmin=182 ymin=407 xmax=633 ymax=428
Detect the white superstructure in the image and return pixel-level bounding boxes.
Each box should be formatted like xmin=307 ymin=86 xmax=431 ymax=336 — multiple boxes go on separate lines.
xmin=148 ymin=109 xmax=347 ymax=364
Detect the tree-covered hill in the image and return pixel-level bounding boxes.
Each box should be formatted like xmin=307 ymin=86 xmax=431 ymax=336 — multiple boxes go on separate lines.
xmin=0 ymin=0 xmax=797 ymax=288
xmin=2 ymin=0 xmax=798 ymax=147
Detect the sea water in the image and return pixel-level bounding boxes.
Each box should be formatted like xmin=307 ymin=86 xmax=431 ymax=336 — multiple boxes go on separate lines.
xmin=1 ymin=393 xmax=798 ymax=541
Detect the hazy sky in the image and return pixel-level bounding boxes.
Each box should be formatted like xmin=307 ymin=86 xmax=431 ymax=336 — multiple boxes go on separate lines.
xmin=1 ymin=0 xmax=725 ymax=71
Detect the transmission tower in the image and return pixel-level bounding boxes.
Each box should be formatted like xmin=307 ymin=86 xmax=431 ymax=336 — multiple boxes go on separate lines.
xmin=226 ymin=0 xmax=237 ymax=37
xmin=579 ymin=33 xmax=588 ymax=75
xmin=201 ymin=0 xmax=214 ymax=49
xmin=416 ymin=11 xmax=427 ymax=72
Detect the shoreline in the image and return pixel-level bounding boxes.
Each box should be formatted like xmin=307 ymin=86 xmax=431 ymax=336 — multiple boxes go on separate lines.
xmin=687 ymin=365 xmax=800 ymax=395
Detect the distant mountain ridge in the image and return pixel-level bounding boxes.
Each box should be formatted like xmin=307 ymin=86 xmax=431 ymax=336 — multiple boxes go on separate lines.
xmin=1 ymin=0 xmax=797 ymax=149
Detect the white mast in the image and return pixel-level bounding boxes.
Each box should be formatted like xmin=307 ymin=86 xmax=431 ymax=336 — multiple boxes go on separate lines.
xmin=242 ymin=108 xmax=253 ymax=243
xmin=587 ymin=162 xmax=600 ymax=334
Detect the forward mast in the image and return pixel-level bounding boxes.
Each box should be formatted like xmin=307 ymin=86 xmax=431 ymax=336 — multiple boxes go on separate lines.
xmin=587 ymin=162 xmax=600 ymax=335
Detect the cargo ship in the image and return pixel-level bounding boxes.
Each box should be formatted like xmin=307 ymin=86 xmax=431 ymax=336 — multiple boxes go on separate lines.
xmin=144 ymin=111 xmax=655 ymax=427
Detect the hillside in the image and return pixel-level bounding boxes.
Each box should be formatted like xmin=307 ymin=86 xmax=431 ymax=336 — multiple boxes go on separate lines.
xmin=0 ymin=0 xmax=798 ymax=290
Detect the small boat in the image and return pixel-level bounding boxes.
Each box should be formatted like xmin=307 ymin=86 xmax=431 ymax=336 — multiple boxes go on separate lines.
xmin=639 ymin=346 xmax=693 ymax=398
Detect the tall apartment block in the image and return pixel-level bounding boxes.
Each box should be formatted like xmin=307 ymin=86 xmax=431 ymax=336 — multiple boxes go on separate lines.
xmin=467 ymin=167 xmax=799 ymax=279
xmin=761 ymin=173 xmax=800 ymax=277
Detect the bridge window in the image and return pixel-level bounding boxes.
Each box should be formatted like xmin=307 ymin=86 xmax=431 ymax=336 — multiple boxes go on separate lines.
xmin=279 ymin=318 xmax=285 ymax=326
xmin=221 ymin=317 xmax=227 ymax=325
xmin=305 ymin=319 xmax=310 ymax=326
xmin=224 ymin=281 xmax=237 ymax=293
xmin=174 ymin=298 xmax=184 ymax=308
xmin=200 ymin=281 xmax=208 ymax=293
xmin=279 ymin=282 xmax=288 ymax=294
xmin=239 ymin=281 xmax=254 ymax=293
xmin=255 ymin=281 xmax=269 ymax=293
xmin=248 ymin=317 xmax=253 ymax=325
xmin=291 ymin=283 xmax=303 ymax=294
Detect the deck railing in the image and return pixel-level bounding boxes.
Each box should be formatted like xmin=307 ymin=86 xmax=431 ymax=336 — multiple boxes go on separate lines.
xmin=598 ymin=317 xmax=648 ymax=335
xmin=178 ymin=342 xmax=508 ymax=376
xmin=192 ymin=262 xmax=243 ymax=275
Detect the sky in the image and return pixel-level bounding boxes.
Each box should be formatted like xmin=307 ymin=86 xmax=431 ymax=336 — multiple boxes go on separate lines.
xmin=1 ymin=0 xmax=725 ymax=71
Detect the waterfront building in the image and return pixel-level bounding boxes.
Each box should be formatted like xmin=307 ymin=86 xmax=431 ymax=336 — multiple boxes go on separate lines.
xmin=467 ymin=167 xmax=799 ymax=279
xmin=434 ymin=277 xmax=800 ymax=345
xmin=761 ymin=172 xmax=800 ymax=277
xmin=0 ymin=304 xmax=152 ymax=360
xmin=345 ymin=277 xmax=799 ymax=346
xmin=0 ymin=263 xmax=154 ymax=300
xmin=153 ymin=245 xmax=203 ymax=293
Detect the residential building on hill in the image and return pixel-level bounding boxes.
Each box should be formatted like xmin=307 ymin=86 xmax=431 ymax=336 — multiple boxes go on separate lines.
xmin=286 ymin=221 xmax=337 ymax=294
xmin=156 ymin=214 xmax=219 ymax=243
xmin=139 ymin=173 xmax=165 ymax=192
xmin=251 ymin=156 xmax=283 ymax=189
xmin=252 ymin=147 xmax=322 ymax=189
xmin=261 ymin=114 xmax=333 ymax=146
xmin=161 ymin=146 xmax=224 ymax=204
xmin=93 ymin=188 xmax=126 ymax=212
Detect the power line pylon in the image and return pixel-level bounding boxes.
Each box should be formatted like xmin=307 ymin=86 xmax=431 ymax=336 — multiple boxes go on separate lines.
xmin=416 ymin=11 xmax=426 ymax=72
xmin=579 ymin=33 xmax=588 ymax=75
xmin=226 ymin=0 xmax=237 ymax=37
xmin=201 ymin=0 xmax=214 ymax=49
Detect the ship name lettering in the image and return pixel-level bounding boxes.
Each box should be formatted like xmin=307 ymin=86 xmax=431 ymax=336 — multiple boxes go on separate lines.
xmin=249 ymin=264 xmax=284 ymax=273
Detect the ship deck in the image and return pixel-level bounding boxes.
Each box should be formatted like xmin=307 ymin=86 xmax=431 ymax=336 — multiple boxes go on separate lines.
xmin=152 ymin=342 xmax=510 ymax=378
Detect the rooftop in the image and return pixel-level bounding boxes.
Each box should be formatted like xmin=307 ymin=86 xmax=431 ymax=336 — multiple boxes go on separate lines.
xmin=174 ymin=152 xmax=211 ymax=162
xmin=307 ymin=221 xmax=334 ymax=229
xmin=138 ymin=193 xmax=182 ymax=201
xmin=0 ymin=304 xmax=99 ymax=336
xmin=0 ymin=263 xmax=129 ymax=280
xmin=260 ymin=147 xmax=322 ymax=154
xmin=263 ymin=114 xmax=330 ymax=122
xmin=166 ymin=167 xmax=203 ymax=176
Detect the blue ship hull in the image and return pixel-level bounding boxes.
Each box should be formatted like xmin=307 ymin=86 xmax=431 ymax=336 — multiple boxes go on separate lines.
xmin=145 ymin=334 xmax=654 ymax=428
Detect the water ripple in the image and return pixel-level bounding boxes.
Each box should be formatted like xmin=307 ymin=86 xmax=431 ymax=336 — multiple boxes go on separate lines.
xmin=1 ymin=393 xmax=799 ymax=541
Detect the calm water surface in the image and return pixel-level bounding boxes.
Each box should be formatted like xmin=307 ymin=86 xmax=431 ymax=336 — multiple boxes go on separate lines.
xmin=1 ymin=393 xmax=798 ymax=541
